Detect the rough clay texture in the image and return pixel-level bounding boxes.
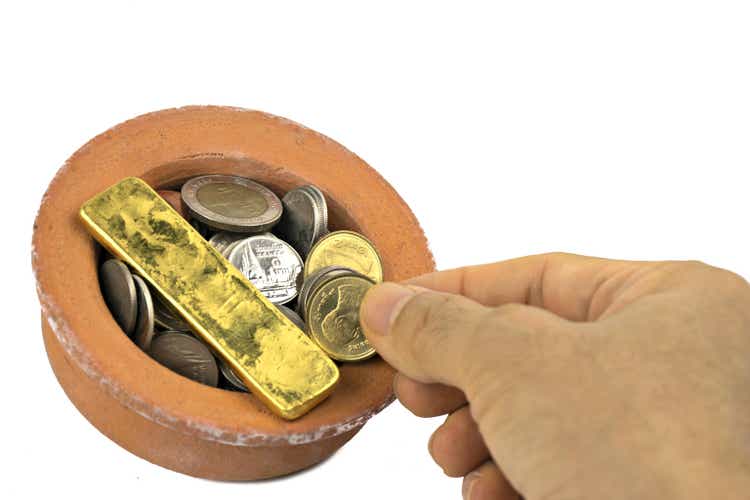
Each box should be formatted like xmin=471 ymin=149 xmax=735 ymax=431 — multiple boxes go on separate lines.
xmin=32 ymin=106 xmax=435 ymax=480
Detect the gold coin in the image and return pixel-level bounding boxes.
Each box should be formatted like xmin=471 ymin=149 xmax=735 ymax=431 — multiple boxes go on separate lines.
xmin=304 ymin=230 xmax=383 ymax=283
xmin=306 ymin=274 xmax=376 ymax=362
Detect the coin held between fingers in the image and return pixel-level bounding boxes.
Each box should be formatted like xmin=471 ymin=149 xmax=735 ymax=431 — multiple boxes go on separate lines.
xmin=307 ymin=274 xmax=377 ymax=361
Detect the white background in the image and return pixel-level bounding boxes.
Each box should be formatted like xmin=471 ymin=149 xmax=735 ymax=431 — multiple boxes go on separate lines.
xmin=4 ymin=1 xmax=749 ymax=499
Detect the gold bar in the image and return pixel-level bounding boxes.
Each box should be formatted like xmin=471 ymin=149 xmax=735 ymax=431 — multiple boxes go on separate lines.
xmin=80 ymin=177 xmax=339 ymax=420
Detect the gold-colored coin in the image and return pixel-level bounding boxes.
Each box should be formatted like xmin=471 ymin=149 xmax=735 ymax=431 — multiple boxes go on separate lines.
xmin=306 ymin=273 xmax=377 ymax=362
xmin=304 ymin=230 xmax=383 ymax=283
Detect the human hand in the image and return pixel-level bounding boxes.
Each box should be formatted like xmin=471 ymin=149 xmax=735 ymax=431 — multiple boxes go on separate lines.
xmin=359 ymin=253 xmax=750 ymax=500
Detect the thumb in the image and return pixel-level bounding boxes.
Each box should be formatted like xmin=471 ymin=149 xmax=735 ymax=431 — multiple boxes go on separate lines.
xmin=360 ymin=282 xmax=567 ymax=394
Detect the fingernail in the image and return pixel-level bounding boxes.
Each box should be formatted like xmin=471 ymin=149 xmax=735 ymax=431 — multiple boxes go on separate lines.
xmin=462 ymin=471 xmax=481 ymax=499
xmin=360 ymin=282 xmax=416 ymax=336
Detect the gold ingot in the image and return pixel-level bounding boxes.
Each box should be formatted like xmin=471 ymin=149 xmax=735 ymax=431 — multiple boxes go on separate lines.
xmin=79 ymin=177 xmax=339 ymax=420
xmin=306 ymin=273 xmax=377 ymax=362
xmin=304 ymin=230 xmax=383 ymax=283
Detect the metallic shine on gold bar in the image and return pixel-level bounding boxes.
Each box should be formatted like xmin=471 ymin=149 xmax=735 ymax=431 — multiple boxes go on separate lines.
xmin=79 ymin=177 xmax=339 ymax=420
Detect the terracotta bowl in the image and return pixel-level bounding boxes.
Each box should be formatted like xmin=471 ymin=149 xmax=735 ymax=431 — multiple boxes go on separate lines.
xmin=32 ymin=106 xmax=434 ymax=480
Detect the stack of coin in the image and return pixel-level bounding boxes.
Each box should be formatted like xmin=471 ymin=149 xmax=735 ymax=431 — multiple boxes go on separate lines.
xmin=153 ymin=293 xmax=192 ymax=332
xmin=99 ymin=259 xmax=155 ymax=351
xmin=99 ymin=257 xmax=221 ymax=387
xmin=275 ymin=185 xmax=329 ymax=258
xmin=298 ymin=266 xmax=377 ymax=361
xmin=96 ymin=173 xmax=384 ymax=393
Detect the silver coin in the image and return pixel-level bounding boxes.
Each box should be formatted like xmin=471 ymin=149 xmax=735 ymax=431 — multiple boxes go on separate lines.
xmin=181 ymin=175 xmax=282 ymax=233
xmin=153 ymin=329 xmax=184 ymax=339
xmin=148 ymin=332 xmax=219 ymax=387
xmin=297 ymin=265 xmax=360 ymax=320
xmin=99 ymin=259 xmax=138 ymax=336
xmin=275 ymin=187 xmax=321 ymax=258
xmin=221 ymin=238 xmax=245 ymax=259
xmin=218 ymin=357 xmax=248 ymax=392
xmin=131 ymin=274 xmax=155 ymax=350
xmin=300 ymin=185 xmax=329 ymax=239
xmin=208 ymin=232 xmax=246 ymax=255
xmin=216 ymin=233 xmax=280 ymax=259
xmin=227 ymin=234 xmax=303 ymax=304
xmin=276 ymin=304 xmax=306 ymax=331
xmin=153 ymin=292 xmax=192 ymax=332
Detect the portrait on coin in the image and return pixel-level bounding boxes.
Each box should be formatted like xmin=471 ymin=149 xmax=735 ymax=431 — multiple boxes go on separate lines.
xmin=321 ymin=283 xmax=363 ymax=348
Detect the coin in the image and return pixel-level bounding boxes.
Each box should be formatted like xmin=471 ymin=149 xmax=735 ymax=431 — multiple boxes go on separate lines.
xmin=208 ymin=232 xmax=246 ymax=255
xmin=131 ymin=274 xmax=155 ymax=350
xmin=276 ymin=304 xmax=306 ymax=331
xmin=275 ymin=187 xmax=321 ymax=258
xmin=218 ymin=357 xmax=248 ymax=392
xmin=152 ymin=329 xmax=184 ymax=339
xmin=211 ymin=233 xmax=281 ymax=259
xmin=297 ymin=265 xmax=358 ymax=320
xmin=306 ymin=273 xmax=377 ymax=362
xmin=299 ymin=185 xmax=329 ymax=238
xmin=304 ymin=230 xmax=383 ymax=283
xmin=153 ymin=292 xmax=191 ymax=332
xmin=148 ymin=332 xmax=219 ymax=387
xmin=181 ymin=175 xmax=282 ymax=233
xmin=221 ymin=238 xmax=243 ymax=259
xmin=99 ymin=259 xmax=138 ymax=336
xmin=227 ymin=234 xmax=303 ymax=304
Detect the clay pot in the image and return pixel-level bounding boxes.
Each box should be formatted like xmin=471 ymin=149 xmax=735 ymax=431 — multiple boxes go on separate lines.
xmin=32 ymin=106 xmax=434 ymax=480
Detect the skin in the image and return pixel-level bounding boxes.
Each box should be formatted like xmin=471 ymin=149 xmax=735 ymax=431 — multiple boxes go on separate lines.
xmin=359 ymin=253 xmax=750 ymax=500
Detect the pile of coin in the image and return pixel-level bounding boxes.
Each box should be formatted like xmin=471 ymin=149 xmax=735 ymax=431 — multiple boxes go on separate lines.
xmin=97 ymin=174 xmax=383 ymax=392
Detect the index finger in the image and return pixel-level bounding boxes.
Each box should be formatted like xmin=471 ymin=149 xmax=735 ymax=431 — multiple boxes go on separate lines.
xmin=404 ymin=252 xmax=659 ymax=322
